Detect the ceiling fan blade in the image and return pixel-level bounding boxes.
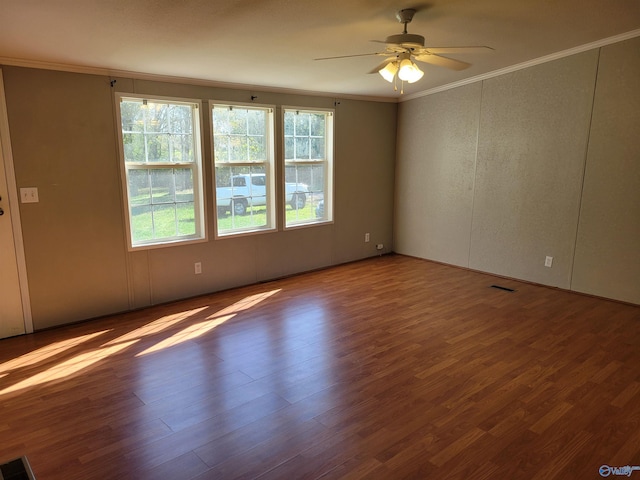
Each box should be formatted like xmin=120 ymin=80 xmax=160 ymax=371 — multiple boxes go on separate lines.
xmin=367 ymin=58 xmax=395 ymax=74
xmin=414 ymin=53 xmax=470 ymax=71
xmin=425 ymin=46 xmax=494 ymax=54
xmin=314 ymin=52 xmax=385 ymax=61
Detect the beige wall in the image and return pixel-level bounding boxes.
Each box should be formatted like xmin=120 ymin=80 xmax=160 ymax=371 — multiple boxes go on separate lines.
xmin=395 ymin=36 xmax=640 ymax=305
xmin=571 ymin=38 xmax=640 ymax=302
xmin=395 ymin=82 xmax=481 ymax=267
xmin=3 ymin=67 xmax=397 ymax=329
xmin=470 ymin=51 xmax=597 ymax=287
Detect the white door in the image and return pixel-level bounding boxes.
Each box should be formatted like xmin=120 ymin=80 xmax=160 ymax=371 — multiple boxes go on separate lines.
xmin=0 ymin=69 xmax=31 ymax=339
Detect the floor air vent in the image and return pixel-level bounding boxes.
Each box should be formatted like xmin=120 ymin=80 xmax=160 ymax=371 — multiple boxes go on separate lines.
xmin=490 ymin=285 xmax=516 ymax=292
xmin=0 ymin=456 xmax=36 ymax=480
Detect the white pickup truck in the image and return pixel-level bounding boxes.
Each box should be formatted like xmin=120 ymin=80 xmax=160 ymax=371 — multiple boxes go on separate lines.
xmin=216 ymin=173 xmax=309 ymax=216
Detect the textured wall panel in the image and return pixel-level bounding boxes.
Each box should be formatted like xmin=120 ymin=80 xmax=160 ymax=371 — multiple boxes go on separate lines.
xmin=571 ymin=37 xmax=640 ymax=304
xmin=469 ymin=51 xmax=598 ymax=287
xmin=395 ymin=83 xmax=481 ymax=267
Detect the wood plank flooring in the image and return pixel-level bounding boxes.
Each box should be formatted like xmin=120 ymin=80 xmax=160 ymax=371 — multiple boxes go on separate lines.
xmin=1 ymin=254 xmax=639 ymax=479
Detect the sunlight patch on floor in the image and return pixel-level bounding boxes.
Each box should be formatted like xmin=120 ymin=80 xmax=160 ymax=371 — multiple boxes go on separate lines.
xmin=137 ymin=288 xmax=282 ymax=356
xmin=0 ymin=330 xmax=111 ymax=375
xmin=212 ymin=289 xmax=281 ymax=317
xmin=0 ymin=340 xmax=138 ymax=395
xmin=135 ymin=314 xmax=236 ymax=356
xmin=0 ymin=289 xmax=283 ymax=395
xmin=103 ymin=306 xmax=209 ymax=346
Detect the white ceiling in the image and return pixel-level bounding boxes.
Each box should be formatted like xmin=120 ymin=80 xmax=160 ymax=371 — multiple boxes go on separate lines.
xmin=1 ymin=0 xmax=639 ymax=100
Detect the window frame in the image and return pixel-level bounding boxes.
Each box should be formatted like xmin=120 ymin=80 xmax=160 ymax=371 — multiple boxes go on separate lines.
xmin=115 ymin=93 xmax=207 ymax=250
xmin=282 ymin=106 xmax=334 ymax=229
xmin=210 ymin=101 xmax=276 ymax=238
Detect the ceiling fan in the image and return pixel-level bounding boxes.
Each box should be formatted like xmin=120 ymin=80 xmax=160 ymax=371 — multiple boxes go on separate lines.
xmin=315 ymin=8 xmax=493 ymax=93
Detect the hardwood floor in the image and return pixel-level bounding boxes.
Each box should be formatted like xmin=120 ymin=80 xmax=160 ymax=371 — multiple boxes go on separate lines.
xmin=1 ymin=254 xmax=639 ymax=479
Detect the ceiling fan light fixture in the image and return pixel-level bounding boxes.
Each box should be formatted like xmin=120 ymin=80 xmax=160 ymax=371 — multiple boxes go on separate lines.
xmin=406 ymin=64 xmax=424 ymax=83
xmin=379 ymin=61 xmax=398 ymax=82
xmin=397 ymin=58 xmax=423 ymax=83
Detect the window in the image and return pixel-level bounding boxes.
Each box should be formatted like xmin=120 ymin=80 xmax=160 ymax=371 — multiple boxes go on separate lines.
xmin=211 ymin=103 xmax=275 ymax=236
xmin=283 ymin=108 xmax=334 ymax=228
xmin=116 ymin=95 xmax=205 ymax=249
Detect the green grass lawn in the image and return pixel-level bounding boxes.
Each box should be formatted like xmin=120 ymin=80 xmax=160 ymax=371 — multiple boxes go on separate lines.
xmin=131 ymin=202 xmax=319 ymax=241
xmin=217 ymin=203 xmax=317 ymax=232
xmin=130 ymin=203 xmax=195 ymax=242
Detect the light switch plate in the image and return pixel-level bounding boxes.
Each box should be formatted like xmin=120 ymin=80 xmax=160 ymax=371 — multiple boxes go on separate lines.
xmin=20 ymin=187 xmax=39 ymax=203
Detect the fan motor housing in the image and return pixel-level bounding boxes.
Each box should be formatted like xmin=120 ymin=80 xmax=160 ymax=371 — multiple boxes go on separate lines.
xmin=385 ymin=33 xmax=425 ymax=48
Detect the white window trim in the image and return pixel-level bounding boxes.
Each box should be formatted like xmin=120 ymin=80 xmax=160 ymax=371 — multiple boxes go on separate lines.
xmin=115 ymin=93 xmax=207 ymax=250
xmin=210 ymin=100 xmax=276 ymax=239
xmin=282 ymin=106 xmax=334 ymax=230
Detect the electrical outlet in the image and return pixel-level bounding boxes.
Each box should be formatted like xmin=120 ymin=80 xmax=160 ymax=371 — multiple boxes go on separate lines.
xmin=365 ymin=233 xmax=370 ymax=243
xmin=194 ymin=262 xmax=202 ymax=274
xmin=376 ymin=244 xmax=384 ymax=251
xmin=545 ymin=256 xmax=553 ymax=268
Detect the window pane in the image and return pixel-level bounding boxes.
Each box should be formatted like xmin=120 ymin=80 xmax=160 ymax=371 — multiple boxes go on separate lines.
xmin=295 ymin=137 xmax=309 ymax=159
xmin=213 ymin=135 xmax=230 ymax=163
xmin=229 ymin=108 xmax=247 ymax=135
xmin=130 ymin=204 xmax=152 ymax=243
xmin=123 ymin=133 xmax=146 ymax=163
xmin=311 ymin=164 xmax=325 ymax=193
xmin=146 ymin=133 xmax=170 ymax=162
xmin=152 ymin=204 xmax=178 ymax=238
xmin=310 ymin=137 xmax=325 ymax=160
xmin=247 ymin=109 xmax=265 ymax=135
xmin=171 ymin=134 xmax=194 ymax=163
xmin=175 ymin=168 xmax=194 ymax=203
xmin=169 ymin=104 xmax=193 ymax=134
xmin=128 ymin=170 xmax=151 ymax=206
xmin=310 ymin=114 xmax=325 ymax=136
xmin=229 ymin=136 xmax=248 ymax=162
xmin=177 ymin=202 xmax=196 ymax=235
xmin=285 ymin=164 xmax=313 ymax=223
xmin=295 ymin=114 xmax=309 ymax=135
xmin=248 ymin=136 xmax=266 ymax=161
xmin=120 ymin=102 xmax=144 ymax=132
xmin=284 ymin=136 xmax=294 ymax=160
xmin=150 ymin=169 xmax=175 ymax=204
xmin=212 ymin=108 xmax=230 ymax=134
xmin=284 ymin=112 xmax=294 ymax=136
xmin=215 ymin=165 xmax=268 ymax=234
xmin=145 ymin=103 xmax=168 ymax=132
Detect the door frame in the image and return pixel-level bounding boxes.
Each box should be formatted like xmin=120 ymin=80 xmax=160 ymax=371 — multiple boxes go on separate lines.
xmin=0 ymin=68 xmax=33 ymax=334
